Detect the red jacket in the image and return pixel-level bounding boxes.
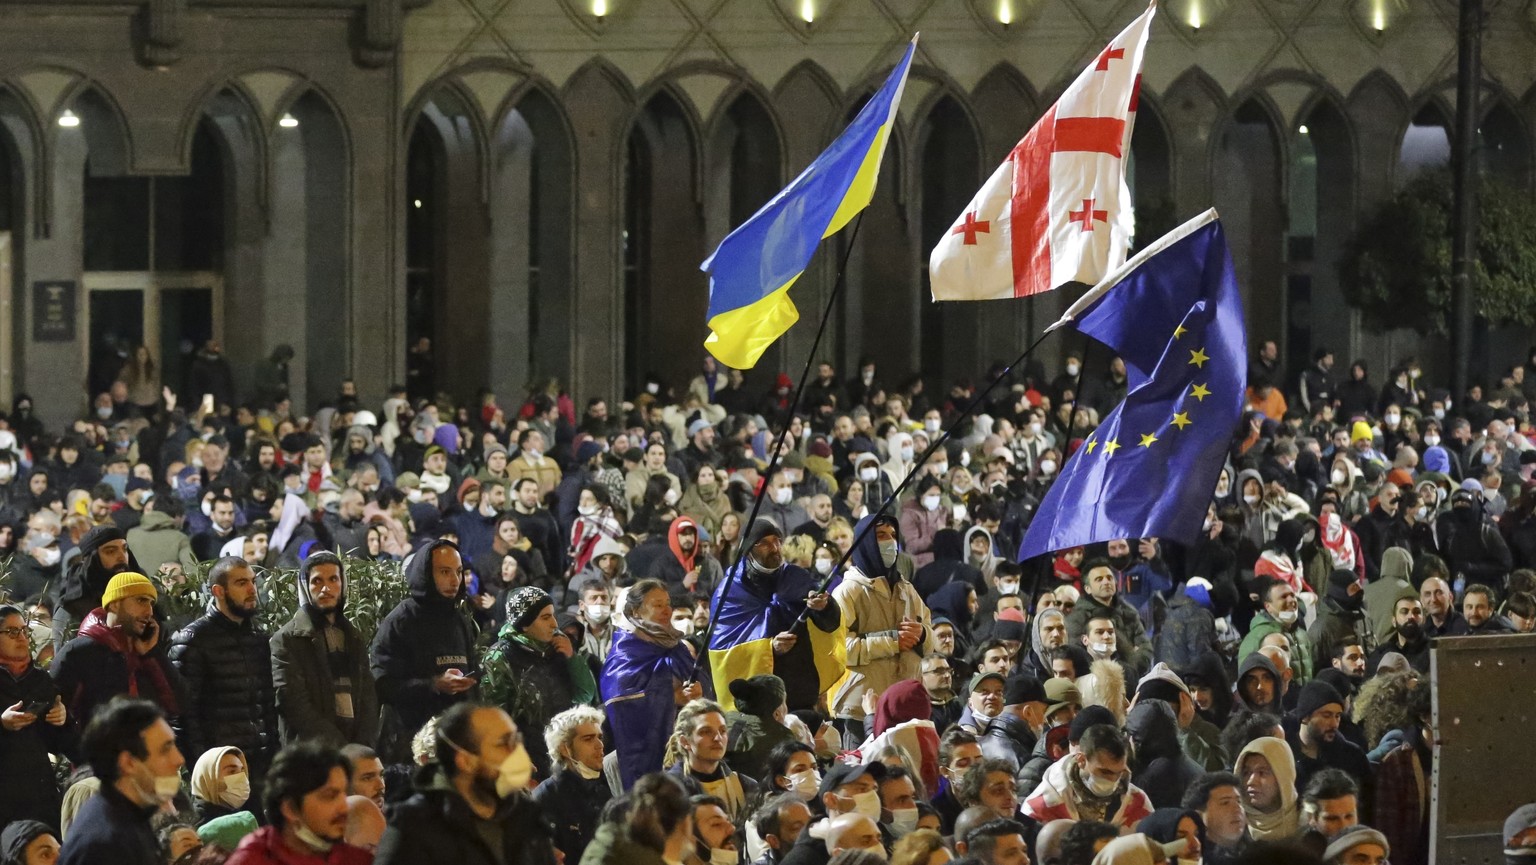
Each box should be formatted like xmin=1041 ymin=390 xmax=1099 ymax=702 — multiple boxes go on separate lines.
xmin=226 ymin=827 xmax=373 ymax=865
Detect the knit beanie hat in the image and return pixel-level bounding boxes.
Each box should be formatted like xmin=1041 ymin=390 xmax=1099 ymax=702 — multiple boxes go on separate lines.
xmin=102 ymin=572 xmax=157 ymax=607
xmin=728 ymin=675 xmax=787 ymax=718
xmin=1135 ymin=662 xmax=1190 ymax=706
xmin=1296 ymin=680 xmax=1345 ymax=720
xmin=1350 ymin=421 xmax=1374 ymax=445
xmin=1069 ymin=705 xmax=1118 ymax=744
xmin=1323 ymin=825 xmax=1390 ymax=863
xmin=506 ymin=587 xmax=554 ymax=631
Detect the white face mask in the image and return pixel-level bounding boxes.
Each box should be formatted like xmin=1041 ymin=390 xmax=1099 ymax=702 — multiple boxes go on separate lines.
xmin=850 ymin=789 xmax=882 ymax=821
xmin=1433 ymin=408 xmax=1446 ymax=420
xmin=575 ymin=762 xmax=604 ymax=780
xmin=899 ymin=446 xmax=914 ymax=463
xmin=646 ymin=382 xmax=660 ymax=395
xmin=219 ymin=772 xmax=251 ymax=808
xmin=878 ymin=540 xmax=899 ymax=568
xmin=493 ymin=743 xmax=534 ymax=797
xmin=0 ymin=464 xmax=12 ymax=482
xmin=932 ymin=462 xmax=948 ymax=476
xmin=1331 ymin=469 xmax=1348 ymax=485
xmin=1416 ymin=506 xmax=1429 ymax=521
xmin=1424 ymin=434 xmax=1441 ymax=447
xmin=672 ymin=615 xmax=696 ymax=635
xmin=294 ymin=823 xmax=337 ymax=853
xmin=708 ymin=849 xmax=737 ymax=865
xmin=859 ymin=467 xmax=878 ymax=483
xmin=924 ymin=419 xmax=941 ymax=433
xmin=664 ymin=487 xmax=680 ymax=506
xmin=1089 ymin=639 xmax=1115 ymax=659
xmin=1066 ymin=362 xmax=1081 ymax=377
xmin=921 ymin=494 xmax=941 ymax=512
xmin=1029 ymin=422 xmax=1044 ymax=436
xmin=788 ymin=768 xmax=821 ymax=800
xmin=1243 ymin=494 xmax=1260 ymax=506
xmin=36 ymin=546 xmax=61 ymax=567
xmin=1385 ymin=413 xmax=1401 ymax=426
xmin=1483 ymin=451 xmax=1499 ymax=465
xmin=815 ymin=559 xmax=834 ymax=576
xmin=1277 ymin=609 xmax=1299 ymax=625
xmin=774 ymin=487 xmax=793 ymax=506
xmin=201 ymin=500 xmax=214 ymax=517
xmin=887 ymin=806 xmax=920 ymax=837
xmin=406 ymin=488 xmax=423 ymax=503
xmin=578 ymin=504 xmax=599 ymax=517
xmin=1039 ymin=459 xmax=1057 ymax=476
xmin=1081 ymin=768 xmax=1121 ymax=798
xmin=585 ymin=604 xmax=611 ymax=624
xmin=996 ymin=580 xmax=1020 ymax=596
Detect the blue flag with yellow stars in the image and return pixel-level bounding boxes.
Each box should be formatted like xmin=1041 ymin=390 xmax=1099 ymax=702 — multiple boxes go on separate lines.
xmin=1019 ymin=209 xmax=1246 ymax=560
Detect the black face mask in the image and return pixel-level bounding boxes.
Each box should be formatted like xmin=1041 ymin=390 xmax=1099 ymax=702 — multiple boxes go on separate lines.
xmin=1108 ymin=554 xmax=1132 ymax=571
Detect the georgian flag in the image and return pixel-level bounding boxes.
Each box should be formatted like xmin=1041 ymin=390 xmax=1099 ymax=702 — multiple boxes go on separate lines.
xmin=929 ymin=0 xmax=1155 ymax=301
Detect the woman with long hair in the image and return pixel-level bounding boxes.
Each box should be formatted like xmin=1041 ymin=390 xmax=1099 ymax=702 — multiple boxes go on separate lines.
xmin=579 ymin=773 xmax=693 ymax=865
xmin=117 ymin=344 xmax=161 ymax=415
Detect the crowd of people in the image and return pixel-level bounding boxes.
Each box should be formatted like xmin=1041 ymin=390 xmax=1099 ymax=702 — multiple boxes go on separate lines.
xmin=1 ymin=340 xmax=1535 ymax=865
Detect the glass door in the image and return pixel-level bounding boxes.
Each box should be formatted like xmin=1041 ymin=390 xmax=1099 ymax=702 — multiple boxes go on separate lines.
xmin=82 ymin=272 xmax=222 ymax=404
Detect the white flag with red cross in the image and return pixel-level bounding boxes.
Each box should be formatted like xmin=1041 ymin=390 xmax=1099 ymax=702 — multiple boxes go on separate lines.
xmin=929 ymin=1 xmax=1155 ymax=301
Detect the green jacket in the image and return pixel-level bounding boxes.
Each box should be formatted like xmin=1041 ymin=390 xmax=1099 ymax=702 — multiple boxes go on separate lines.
xmin=1180 ymin=714 xmax=1228 ymax=772
xmin=1237 ymin=610 xmax=1315 ymax=683
xmin=577 ymin=823 xmax=669 ymax=865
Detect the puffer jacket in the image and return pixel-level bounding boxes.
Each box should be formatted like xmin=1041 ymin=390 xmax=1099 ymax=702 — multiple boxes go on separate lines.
xmin=1065 ymin=592 xmax=1153 ymax=672
xmin=374 ymin=767 xmax=557 ymax=865
xmin=52 ymin=525 xmax=145 ymax=649
xmin=370 ymin=539 xmax=480 ymax=736
xmin=480 ymin=623 xmax=597 ymax=781
xmin=51 ymin=608 xmax=183 ymax=728
xmin=0 ymin=661 xmax=74 ymax=829
xmin=1154 ymin=588 xmax=1218 ymax=671
xmin=168 ymin=604 xmax=278 ymax=771
xmin=1125 ymin=700 xmax=1204 ymax=809
xmin=829 ymin=515 xmax=935 ymax=720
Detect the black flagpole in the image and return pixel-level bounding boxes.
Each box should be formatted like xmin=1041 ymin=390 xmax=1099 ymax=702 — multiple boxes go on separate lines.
xmin=687 ymin=214 xmax=865 ymax=683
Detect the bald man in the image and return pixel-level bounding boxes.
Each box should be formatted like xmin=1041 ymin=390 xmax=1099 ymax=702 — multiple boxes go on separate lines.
xmin=1420 ymin=577 xmax=1465 ymax=637
xmin=824 ymin=813 xmax=882 ymax=859
xmin=345 ymin=795 xmax=386 ymax=853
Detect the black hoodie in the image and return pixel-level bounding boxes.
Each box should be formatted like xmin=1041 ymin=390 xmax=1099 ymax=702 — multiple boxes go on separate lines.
xmin=1126 ymin=700 xmax=1204 ymax=809
xmin=369 ymin=539 xmax=480 ymax=735
xmin=53 ymin=525 xmax=144 ymax=650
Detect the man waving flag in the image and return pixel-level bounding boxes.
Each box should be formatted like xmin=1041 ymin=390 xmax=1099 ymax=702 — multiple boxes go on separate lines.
xmin=1018 ymin=210 xmax=1246 ymax=560
xmin=929 ymin=1 xmax=1154 ymax=301
xmin=702 ymin=37 xmax=917 ymax=369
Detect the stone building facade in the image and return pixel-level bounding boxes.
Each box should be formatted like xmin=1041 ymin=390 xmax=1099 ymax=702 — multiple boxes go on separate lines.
xmin=1 ymin=0 xmax=1533 ymax=424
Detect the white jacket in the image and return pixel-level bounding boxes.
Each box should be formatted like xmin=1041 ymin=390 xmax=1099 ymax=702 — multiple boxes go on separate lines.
xmin=830 ymin=566 xmax=935 ymax=719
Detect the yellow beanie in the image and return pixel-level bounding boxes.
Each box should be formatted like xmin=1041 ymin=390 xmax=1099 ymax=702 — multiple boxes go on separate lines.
xmin=102 ymin=572 xmax=158 ymax=607
xmin=1350 ymin=421 xmax=1374 ymax=445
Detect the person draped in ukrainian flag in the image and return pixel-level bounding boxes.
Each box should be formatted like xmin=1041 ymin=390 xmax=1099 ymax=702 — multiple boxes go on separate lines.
xmin=708 ymin=519 xmax=845 ymax=714
xmin=599 ymin=578 xmax=701 ymax=789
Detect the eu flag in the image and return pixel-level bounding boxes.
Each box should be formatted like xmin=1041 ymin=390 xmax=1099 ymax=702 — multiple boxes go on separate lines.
xmin=1019 ymin=210 xmax=1246 ymax=560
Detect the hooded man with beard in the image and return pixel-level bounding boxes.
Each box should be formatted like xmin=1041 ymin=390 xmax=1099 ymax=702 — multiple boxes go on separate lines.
xmin=1232 ymin=652 xmax=1285 ymax=716
xmin=168 ymin=556 xmax=278 ymax=781
xmin=53 ymin=525 xmax=142 ymax=650
xmin=371 ymin=539 xmax=480 ymax=745
xmin=270 ymin=552 xmax=379 ymax=747
xmin=1022 ymin=607 xmax=1069 ymax=680
xmin=1309 ymin=570 xmax=1372 ymax=665
xmin=830 ymin=513 xmax=935 ymax=747
xmin=52 ymin=572 xmax=183 ymax=727
xmin=706 ymin=519 xmax=841 ymax=714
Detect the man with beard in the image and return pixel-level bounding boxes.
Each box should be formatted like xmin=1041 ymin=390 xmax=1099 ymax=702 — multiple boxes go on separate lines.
xmin=52 ymin=572 xmax=184 ymax=725
xmin=375 ymin=702 xmax=556 ymax=865
xmin=1284 ymin=681 xmax=1371 ymax=804
xmin=1021 ymin=607 xmax=1068 ymax=680
xmin=707 ymin=519 xmax=840 ymax=714
xmin=168 ymin=556 xmax=278 ymax=781
xmin=1233 ymin=652 xmax=1284 ymax=716
xmin=224 ymin=742 xmax=373 ymax=865
xmin=652 ymin=516 xmax=724 ymax=596
xmin=271 ymin=552 xmax=379 ymax=747
xmin=1065 ymin=559 xmax=1152 ymax=674
xmin=1367 ymin=596 xmax=1429 ymax=674
xmin=58 ymin=698 xmax=185 ymax=865
xmin=53 ymin=525 xmax=142 ymax=650
xmin=1447 ymin=583 xmax=1517 ymax=635
xmin=1309 ymin=570 xmax=1373 ymax=664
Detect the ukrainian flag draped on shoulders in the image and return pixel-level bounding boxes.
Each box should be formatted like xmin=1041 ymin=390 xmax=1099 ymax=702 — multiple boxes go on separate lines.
xmin=708 ymin=559 xmax=846 ymax=712
xmin=702 ymin=37 xmax=917 ymax=369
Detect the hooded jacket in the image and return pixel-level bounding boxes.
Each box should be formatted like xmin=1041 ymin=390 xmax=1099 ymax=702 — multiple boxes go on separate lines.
xmin=1175 ymin=651 xmax=1233 ymax=729
xmin=370 ymin=539 xmax=480 ymax=736
xmin=168 ymin=601 xmax=279 ymax=772
xmin=480 ymin=618 xmax=598 ymax=781
xmin=1234 ymin=737 xmax=1300 ymax=841
xmin=1308 ymin=572 xmax=1373 ymax=664
xmin=1232 ymin=652 xmax=1285 ymax=715
xmin=51 ymin=608 xmax=183 ymax=728
xmin=829 ymin=515 xmax=935 ymax=719
xmin=54 ymin=525 xmax=143 ymax=641
xmin=1023 ymin=752 xmax=1154 ymax=830
xmin=1125 ymin=701 xmax=1204 ymax=809
xmin=270 ymin=566 xmax=378 ymax=747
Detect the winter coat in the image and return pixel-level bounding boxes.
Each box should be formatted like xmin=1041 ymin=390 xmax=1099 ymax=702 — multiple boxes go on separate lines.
xmin=1308 ymin=596 xmax=1372 ymax=664
xmin=370 ymin=539 xmax=480 ymax=737
xmin=53 ymin=525 xmax=145 ymax=646
xmin=1364 ymin=548 xmax=1416 ymax=646
xmin=532 ymin=768 xmax=612 ymax=864
xmin=0 ymin=661 xmax=73 ymax=829
xmin=168 ymin=605 xmax=279 ymax=770
xmin=576 ymin=823 xmax=668 ymax=865
xmin=678 ymin=483 xmax=732 ymax=538
xmin=957 ymin=706 xmax=1033 ymax=772
xmin=897 ymin=498 xmax=945 ymax=569
xmin=829 ymin=515 xmax=935 ymax=720
xmin=57 ymin=784 xmax=160 ymax=865
xmin=226 ymin=826 xmax=373 ymax=865
xmin=1237 ymin=610 xmax=1315 ymax=683
xmin=51 ymin=608 xmax=183 ymax=727
xmin=1154 ymin=589 xmax=1219 ymax=671
xmin=480 ymin=627 xmax=598 ymax=781
xmin=624 ymin=464 xmax=680 ymax=509
xmin=270 ymin=605 xmax=378 ymax=747
xmin=1023 ymin=752 xmax=1154 ymax=830
xmin=126 ymin=509 xmax=198 ymax=574
xmin=725 ymin=710 xmax=798 ymax=783
xmin=374 ymin=769 xmax=558 ymax=865
xmin=1065 ymin=592 xmax=1153 ymax=673
xmin=1126 ymin=701 xmax=1204 ymax=809
xmin=1373 ymin=738 xmax=1431 ymax=865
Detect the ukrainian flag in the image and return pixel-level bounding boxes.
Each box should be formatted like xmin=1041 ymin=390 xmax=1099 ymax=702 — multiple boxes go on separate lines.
xmin=707 ymin=566 xmax=847 ymax=712
xmin=702 ymin=37 xmax=917 ymax=369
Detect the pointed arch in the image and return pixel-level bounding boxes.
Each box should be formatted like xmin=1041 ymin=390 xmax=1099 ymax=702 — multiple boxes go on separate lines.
xmin=1128 ymin=90 xmax=1174 ymax=252
xmin=1289 ymin=88 xmax=1357 ymax=381
xmin=1478 ymin=96 xmax=1531 ymax=188
xmin=1397 ymin=96 xmax=1453 ymax=185
xmin=917 ymin=92 xmax=983 ymax=383
xmin=1215 ymin=93 xmax=1287 ymax=351
xmin=1162 ymin=67 xmax=1226 ymax=216
xmin=971 ymin=64 xmax=1038 ymax=162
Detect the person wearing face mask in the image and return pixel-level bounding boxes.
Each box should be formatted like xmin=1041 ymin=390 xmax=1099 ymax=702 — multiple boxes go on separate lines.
xmin=849 ymin=453 xmax=895 ymax=513
xmin=896 ymin=477 xmax=947 ymax=570
xmin=708 ymin=520 xmax=841 ymax=715
xmin=1308 ymin=570 xmax=1372 ymax=667
xmin=688 ymin=795 xmax=742 ymax=865
xmin=51 ymin=572 xmax=184 ymax=725
xmin=721 ymin=676 xmax=798 ymax=784
xmin=1432 ymin=489 xmax=1513 ymax=594
xmin=189 ymin=745 xmax=254 ymax=826
xmin=830 ymin=515 xmax=933 ymax=747
xmin=7 ymin=511 xmax=64 ymax=605
xmin=58 ymin=697 xmax=186 ymax=865
xmin=779 ymin=763 xmax=888 ymax=865
xmin=373 ymin=703 xmax=554 ymax=865
xmin=1237 ymin=579 xmax=1315 ymax=684
xmin=531 ymin=705 xmax=612 ymax=863
xmin=1023 ymin=723 xmax=1153 ymax=830
xmin=0 ymin=602 xmax=70 ymax=833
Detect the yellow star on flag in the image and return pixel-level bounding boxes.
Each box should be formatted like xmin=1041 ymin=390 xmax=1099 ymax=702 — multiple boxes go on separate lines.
xmin=1171 ymin=411 xmax=1192 ymax=430
xmin=1189 ymin=383 xmax=1211 ymax=401
xmin=1102 ymin=438 xmax=1121 ymax=457
xmin=1139 ymin=432 xmax=1158 ymax=448
xmin=1173 ymin=324 xmax=1187 ymax=339
xmin=1085 ymin=437 xmax=1098 ymax=454
xmin=1188 ymin=347 xmax=1209 ymax=368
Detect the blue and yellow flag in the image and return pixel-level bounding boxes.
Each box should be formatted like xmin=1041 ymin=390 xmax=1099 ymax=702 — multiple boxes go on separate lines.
xmin=707 ymin=563 xmax=846 ymax=711
xmin=702 ymin=37 xmax=917 ymax=369
xmin=1019 ymin=210 xmax=1247 ymax=559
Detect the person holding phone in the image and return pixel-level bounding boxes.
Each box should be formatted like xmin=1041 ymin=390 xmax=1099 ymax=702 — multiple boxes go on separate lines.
xmin=0 ymin=602 xmax=74 ymax=830
xmin=51 ymin=572 xmax=184 ymax=730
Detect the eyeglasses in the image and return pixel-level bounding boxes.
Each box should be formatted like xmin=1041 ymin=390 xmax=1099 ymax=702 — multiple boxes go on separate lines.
xmin=0 ymin=627 xmax=28 ymax=639
xmin=923 ymin=667 xmax=952 ymax=677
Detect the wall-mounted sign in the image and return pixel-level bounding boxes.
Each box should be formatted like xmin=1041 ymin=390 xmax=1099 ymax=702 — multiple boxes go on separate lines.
xmin=32 ymin=280 xmax=76 ymax=342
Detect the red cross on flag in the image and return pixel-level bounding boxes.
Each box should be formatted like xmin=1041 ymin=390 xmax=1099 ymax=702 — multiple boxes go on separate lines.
xmin=929 ymin=0 xmax=1155 ymax=301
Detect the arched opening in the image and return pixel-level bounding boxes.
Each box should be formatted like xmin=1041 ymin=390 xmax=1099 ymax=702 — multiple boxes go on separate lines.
xmin=624 ymin=90 xmax=704 ymax=394
xmin=0 ymin=92 xmax=23 ymax=407
xmin=1479 ymin=101 xmax=1530 ymax=187
xmin=489 ymin=89 xmax=575 ymax=398
xmin=404 ymin=87 xmax=484 ymax=402
xmin=1127 ymin=99 xmax=1173 ymax=252
xmin=918 ymin=95 xmax=982 ymax=387
xmin=1288 ymin=98 xmax=1354 ymax=374
xmin=1397 ymin=103 xmax=1451 ymax=184
xmin=1213 ymin=98 xmax=1285 ymax=365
